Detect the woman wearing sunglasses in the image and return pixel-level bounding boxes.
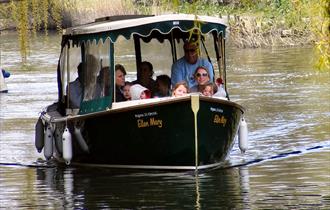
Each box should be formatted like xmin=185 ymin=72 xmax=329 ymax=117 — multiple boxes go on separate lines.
xmin=171 ymin=40 xmax=214 ymax=89
xmin=190 ymin=66 xmax=211 ymax=93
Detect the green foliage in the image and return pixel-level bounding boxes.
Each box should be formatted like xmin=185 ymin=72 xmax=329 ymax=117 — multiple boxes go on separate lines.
xmin=2 ymin=0 xmax=64 ymax=62
xmin=0 ymin=3 xmax=11 ymax=27
xmin=172 ymin=0 xmax=220 ymax=16
xmin=31 ymin=0 xmax=41 ymax=37
xmin=50 ymin=0 xmax=62 ymax=33
xmin=41 ymin=0 xmax=49 ymax=36
xmin=309 ymin=0 xmax=329 ymax=71
xmin=10 ymin=0 xmax=30 ymax=62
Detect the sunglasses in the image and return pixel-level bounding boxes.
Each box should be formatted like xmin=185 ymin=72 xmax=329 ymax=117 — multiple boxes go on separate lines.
xmin=184 ymin=48 xmax=197 ymax=53
xmin=196 ymin=73 xmax=208 ymax=77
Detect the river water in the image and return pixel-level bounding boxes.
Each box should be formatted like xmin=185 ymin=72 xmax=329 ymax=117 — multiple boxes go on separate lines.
xmin=0 ymin=31 xmax=329 ymax=209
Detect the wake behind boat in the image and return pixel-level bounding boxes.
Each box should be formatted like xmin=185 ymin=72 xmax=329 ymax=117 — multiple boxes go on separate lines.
xmin=35 ymin=14 xmax=247 ymax=170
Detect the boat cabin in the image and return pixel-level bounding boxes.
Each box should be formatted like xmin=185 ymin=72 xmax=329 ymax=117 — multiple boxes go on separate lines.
xmin=57 ymin=14 xmax=228 ymax=116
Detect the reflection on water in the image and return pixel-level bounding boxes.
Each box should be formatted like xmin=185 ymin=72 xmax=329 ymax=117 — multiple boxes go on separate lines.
xmin=0 ymin=31 xmax=329 ymax=209
xmin=0 ymin=150 xmax=328 ymax=209
xmin=0 ymin=165 xmax=250 ymax=209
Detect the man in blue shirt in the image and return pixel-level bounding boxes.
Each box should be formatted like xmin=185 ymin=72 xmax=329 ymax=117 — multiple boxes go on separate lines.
xmin=171 ymin=40 xmax=214 ymax=88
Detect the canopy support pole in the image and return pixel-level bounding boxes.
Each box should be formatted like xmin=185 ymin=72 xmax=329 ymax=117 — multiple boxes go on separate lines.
xmin=191 ymin=94 xmax=200 ymax=172
xmin=134 ymin=35 xmax=142 ymax=81
xmin=66 ymin=45 xmax=70 ymax=109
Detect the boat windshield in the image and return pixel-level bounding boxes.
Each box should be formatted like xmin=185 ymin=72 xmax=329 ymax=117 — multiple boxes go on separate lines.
xmin=82 ymin=39 xmax=111 ymax=101
xmin=59 ymin=39 xmax=112 ymax=113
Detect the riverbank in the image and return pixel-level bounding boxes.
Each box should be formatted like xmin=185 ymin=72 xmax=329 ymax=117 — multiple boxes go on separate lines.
xmin=0 ymin=0 xmax=316 ymax=49
xmin=227 ymin=15 xmax=314 ymax=48
xmin=0 ymin=14 xmax=314 ymax=49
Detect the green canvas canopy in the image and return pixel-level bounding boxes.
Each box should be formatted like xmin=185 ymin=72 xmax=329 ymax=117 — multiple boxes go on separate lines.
xmin=63 ymin=14 xmax=227 ymax=46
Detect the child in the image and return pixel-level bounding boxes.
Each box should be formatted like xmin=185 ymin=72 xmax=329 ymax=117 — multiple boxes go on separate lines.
xmin=123 ymin=82 xmax=132 ymax=100
xmin=172 ymin=81 xmax=189 ymax=97
xmin=199 ymin=83 xmax=217 ymax=96
xmin=130 ymin=84 xmax=151 ymax=100
xmin=154 ymin=74 xmax=171 ymax=97
xmin=213 ymin=78 xmax=227 ymax=98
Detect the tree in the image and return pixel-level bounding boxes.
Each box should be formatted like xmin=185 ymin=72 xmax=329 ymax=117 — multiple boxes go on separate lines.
xmin=1 ymin=0 xmax=63 ymax=62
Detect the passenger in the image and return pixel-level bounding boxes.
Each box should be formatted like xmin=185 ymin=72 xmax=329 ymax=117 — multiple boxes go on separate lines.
xmin=213 ymin=78 xmax=227 ymax=98
xmin=189 ymin=66 xmax=211 ymax=93
xmin=130 ymin=84 xmax=151 ymax=100
xmin=115 ymin=64 xmax=126 ymax=102
xmin=172 ymin=81 xmax=189 ymax=97
xmin=132 ymin=61 xmax=157 ymax=96
xmin=95 ymin=66 xmax=110 ymax=98
xmin=123 ymin=81 xmax=132 ymax=101
xmin=199 ymin=83 xmax=218 ymax=97
xmin=171 ymin=39 xmax=214 ymax=88
xmin=67 ymin=63 xmax=83 ymax=109
xmin=1 ymin=69 xmax=10 ymax=78
xmin=154 ymin=74 xmax=171 ymax=97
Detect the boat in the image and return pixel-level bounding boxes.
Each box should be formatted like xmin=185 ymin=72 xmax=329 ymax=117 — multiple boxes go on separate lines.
xmin=35 ymin=14 xmax=247 ymax=170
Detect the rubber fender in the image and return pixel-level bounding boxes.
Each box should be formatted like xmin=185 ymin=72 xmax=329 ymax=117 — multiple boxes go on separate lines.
xmin=238 ymin=117 xmax=248 ymax=153
xmin=44 ymin=124 xmax=53 ymax=160
xmin=62 ymin=127 xmax=72 ymax=165
xmin=35 ymin=117 xmax=44 ymax=153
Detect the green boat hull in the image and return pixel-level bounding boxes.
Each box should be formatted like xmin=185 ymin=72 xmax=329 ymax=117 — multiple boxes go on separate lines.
xmin=66 ymin=97 xmax=244 ymax=169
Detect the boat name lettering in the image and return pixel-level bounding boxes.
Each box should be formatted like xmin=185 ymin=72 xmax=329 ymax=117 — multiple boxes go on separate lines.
xmin=210 ymin=107 xmax=223 ymax=113
xmin=150 ymin=118 xmax=163 ymax=128
xmin=137 ymin=117 xmax=163 ymax=128
xmin=137 ymin=119 xmax=149 ymax=128
xmin=213 ymin=114 xmax=227 ymax=127
xmin=135 ymin=111 xmax=158 ymax=118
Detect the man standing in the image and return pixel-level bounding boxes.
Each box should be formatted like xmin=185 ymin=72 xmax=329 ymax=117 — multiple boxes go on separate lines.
xmin=171 ymin=40 xmax=214 ymax=88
